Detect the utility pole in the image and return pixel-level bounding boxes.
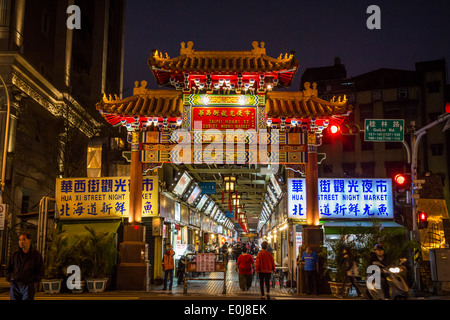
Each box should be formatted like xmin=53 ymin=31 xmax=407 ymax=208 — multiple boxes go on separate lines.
xmin=409 ymin=108 xmax=450 ymax=293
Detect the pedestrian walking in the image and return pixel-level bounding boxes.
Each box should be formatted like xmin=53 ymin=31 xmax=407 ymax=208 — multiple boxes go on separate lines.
xmin=222 ymin=242 xmax=229 ymax=266
xmin=339 ymin=247 xmax=364 ymax=298
xmin=5 ymin=232 xmax=44 ymax=300
xmin=301 ymin=246 xmax=319 ymax=295
xmin=282 ymin=254 xmax=289 ymax=286
xmin=162 ymin=244 xmax=175 ymax=291
xmin=236 ymin=246 xmax=254 ymax=291
xmin=255 ymin=241 xmax=275 ymax=300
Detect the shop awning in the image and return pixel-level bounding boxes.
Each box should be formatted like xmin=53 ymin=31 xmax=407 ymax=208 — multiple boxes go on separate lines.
xmin=322 ymin=220 xmax=404 ymax=235
xmin=58 ymin=220 xmax=122 ymax=236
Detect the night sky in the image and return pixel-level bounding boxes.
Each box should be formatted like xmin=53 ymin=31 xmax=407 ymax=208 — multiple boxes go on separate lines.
xmin=122 ymin=0 xmax=450 ymax=96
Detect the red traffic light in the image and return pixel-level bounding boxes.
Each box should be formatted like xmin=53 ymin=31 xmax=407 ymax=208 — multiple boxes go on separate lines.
xmin=419 ymin=211 xmax=428 ymax=222
xmin=446 ymin=102 xmax=450 ymax=113
xmin=329 ymin=124 xmax=339 ymax=134
xmin=418 ymin=211 xmax=429 ymax=229
xmin=394 ymin=174 xmax=407 ymax=186
xmin=328 ymin=124 xmax=359 ymax=135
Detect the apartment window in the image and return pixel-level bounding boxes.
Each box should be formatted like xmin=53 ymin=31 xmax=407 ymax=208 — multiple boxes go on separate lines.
xmin=41 ymin=9 xmax=50 ymax=36
xmin=385 ymin=161 xmax=405 ymax=178
xmin=361 ymin=162 xmax=375 ymax=178
xmin=383 ymin=105 xmax=401 ymax=119
xmin=385 ymin=142 xmax=402 ymax=150
xmin=429 ymin=112 xmax=441 ymax=122
xmin=397 ymin=88 xmax=409 ymax=100
xmin=427 ymin=81 xmax=441 ymax=94
xmin=371 ymin=90 xmax=383 ymax=101
xmin=359 ymin=104 xmax=374 ymax=122
xmin=360 ymin=132 xmax=373 ymax=151
xmin=342 ymin=163 xmax=357 ymax=177
xmin=430 ymin=144 xmax=444 ymax=156
xmin=342 ymin=135 xmax=356 ymax=152
xmin=404 ymin=106 xmax=418 ymax=121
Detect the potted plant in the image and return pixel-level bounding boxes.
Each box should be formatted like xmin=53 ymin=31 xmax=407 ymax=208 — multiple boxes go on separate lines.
xmin=65 ymin=234 xmax=89 ymax=293
xmin=41 ymin=229 xmax=71 ymax=294
xmin=321 ymin=234 xmax=355 ymax=297
xmin=82 ymin=227 xmax=117 ymax=293
xmin=351 ymin=221 xmax=417 ymax=289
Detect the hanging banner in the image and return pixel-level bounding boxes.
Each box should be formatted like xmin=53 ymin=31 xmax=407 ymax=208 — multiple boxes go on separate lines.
xmin=191 ymin=106 xmax=257 ymax=131
xmin=288 ymin=178 xmax=393 ymax=220
xmin=56 ymin=176 xmax=159 ymax=219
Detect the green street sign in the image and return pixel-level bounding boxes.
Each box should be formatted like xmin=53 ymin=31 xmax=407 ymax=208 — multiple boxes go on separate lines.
xmin=364 ymin=119 xmax=404 ymax=142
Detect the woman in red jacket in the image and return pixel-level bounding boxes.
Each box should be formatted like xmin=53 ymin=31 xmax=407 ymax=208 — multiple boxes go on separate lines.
xmin=236 ymin=246 xmax=254 ymax=291
xmin=255 ymin=241 xmax=275 ymax=299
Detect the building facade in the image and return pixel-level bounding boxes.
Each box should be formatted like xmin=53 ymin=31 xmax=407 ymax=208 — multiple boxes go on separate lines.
xmin=301 ymin=58 xmax=450 ymax=242
xmin=0 ymin=0 xmax=126 ymax=268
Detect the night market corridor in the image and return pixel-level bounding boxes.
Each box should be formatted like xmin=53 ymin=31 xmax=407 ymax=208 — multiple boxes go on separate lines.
xmin=151 ymin=259 xmax=293 ymax=298
xmin=0 ymin=259 xmax=295 ymax=300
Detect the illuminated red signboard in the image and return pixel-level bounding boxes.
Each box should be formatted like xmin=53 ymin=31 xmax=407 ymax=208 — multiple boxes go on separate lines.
xmin=191 ymin=106 xmax=257 ymax=131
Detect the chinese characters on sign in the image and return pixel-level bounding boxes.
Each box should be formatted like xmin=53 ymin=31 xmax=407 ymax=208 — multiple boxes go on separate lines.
xmin=191 ymin=106 xmax=257 ymax=130
xmin=196 ymin=253 xmax=216 ymax=272
xmin=364 ymin=119 xmax=404 ymax=142
xmin=288 ymin=178 xmax=393 ymax=220
xmin=56 ymin=176 xmax=158 ymax=219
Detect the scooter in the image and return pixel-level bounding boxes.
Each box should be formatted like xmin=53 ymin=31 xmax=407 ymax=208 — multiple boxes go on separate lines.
xmin=365 ymin=262 xmax=410 ymax=300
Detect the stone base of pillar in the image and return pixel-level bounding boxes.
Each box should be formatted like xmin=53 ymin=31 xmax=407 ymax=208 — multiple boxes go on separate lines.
xmin=116 ymin=225 xmax=149 ymax=291
xmin=299 ymin=225 xmax=331 ymax=295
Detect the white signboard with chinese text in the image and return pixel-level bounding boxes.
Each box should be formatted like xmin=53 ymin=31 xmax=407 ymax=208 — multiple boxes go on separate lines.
xmin=175 ymin=244 xmax=187 ymax=260
xmin=174 ymin=202 xmax=181 ymax=222
xmin=56 ymin=176 xmax=158 ymax=219
xmin=288 ymin=178 xmax=393 ymax=220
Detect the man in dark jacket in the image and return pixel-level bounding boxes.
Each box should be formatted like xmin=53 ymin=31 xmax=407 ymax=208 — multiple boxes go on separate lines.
xmin=6 ymin=232 xmax=44 ymax=300
xmin=369 ymin=244 xmax=391 ymax=299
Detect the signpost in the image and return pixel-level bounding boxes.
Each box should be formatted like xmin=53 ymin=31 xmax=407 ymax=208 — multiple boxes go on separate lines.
xmin=364 ymin=119 xmax=404 ymax=142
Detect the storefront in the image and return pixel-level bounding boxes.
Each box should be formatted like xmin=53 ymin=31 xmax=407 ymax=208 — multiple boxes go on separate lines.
xmin=55 ymin=175 xmax=159 ymax=288
xmin=281 ymin=177 xmax=406 ymax=280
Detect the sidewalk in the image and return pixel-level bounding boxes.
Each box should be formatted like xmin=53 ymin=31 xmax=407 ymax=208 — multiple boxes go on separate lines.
xmin=0 ymin=260 xmax=299 ymax=300
xmin=2 ymin=260 xmax=448 ymax=300
xmin=0 ymin=277 xmax=9 ymax=294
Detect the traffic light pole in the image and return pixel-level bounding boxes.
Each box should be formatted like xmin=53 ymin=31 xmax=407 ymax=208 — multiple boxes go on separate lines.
xmin=408 ymin=111 xmax=450 ymax=294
